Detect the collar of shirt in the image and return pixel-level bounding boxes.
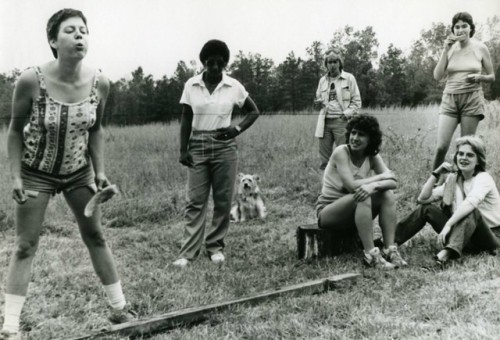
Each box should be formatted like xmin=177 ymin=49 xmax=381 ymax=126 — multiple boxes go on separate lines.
xmin=192 ymin=72 xmax=233 ymax=89
xmin=326 ymin=70 xmax=346 ymax=81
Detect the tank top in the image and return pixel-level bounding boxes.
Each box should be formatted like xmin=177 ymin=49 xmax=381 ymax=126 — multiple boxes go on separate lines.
xmin=444 ymin=43 xmax=482 ymax=94
xmin=22 ymin=66 xmax=100 ymax=175
xmin=317 ymin=145 xmax=373 ymax=205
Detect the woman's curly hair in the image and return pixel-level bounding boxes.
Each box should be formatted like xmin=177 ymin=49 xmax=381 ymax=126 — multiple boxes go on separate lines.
xmin=199 ymin=39 xmax=230 ymax=65
xmin=345 ymin=114 xmax=382 ymax=156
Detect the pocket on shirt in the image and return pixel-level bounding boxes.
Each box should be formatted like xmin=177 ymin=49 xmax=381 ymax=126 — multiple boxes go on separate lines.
xmin=319 ymin=89 xmax=328 ymax=101
xmin=341 ymin=87 xmax=351 ymax=101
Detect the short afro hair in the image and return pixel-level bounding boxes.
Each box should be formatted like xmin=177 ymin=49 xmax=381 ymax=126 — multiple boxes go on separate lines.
xmin=451 ymin=12 xmax=475 ymax=37
xmin=47 ymin=8 xmax=88 ymax=58
xmin=199 ymin=39 xmax=230 ymax=65
xmin=345 ymin=114 xmax=383 ymax=156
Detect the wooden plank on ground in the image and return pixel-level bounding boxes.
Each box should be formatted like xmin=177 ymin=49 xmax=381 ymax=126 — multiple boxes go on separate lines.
xmin=67 ymin=273 xmax=360 ymax=340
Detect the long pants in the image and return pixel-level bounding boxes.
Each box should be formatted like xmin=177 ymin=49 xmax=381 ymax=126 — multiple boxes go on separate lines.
xmin=319 ymin=117 xmax=347 ymax=170
xmin=179 ymin=132 xmax=238 ymax=259
xmin=395 ymin=204 xmax=499 ymax=257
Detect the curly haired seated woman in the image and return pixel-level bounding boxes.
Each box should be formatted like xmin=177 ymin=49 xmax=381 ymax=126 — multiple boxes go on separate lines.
xmin=316 ymin=114 xmax=407 ymax=269
xmin=395 ymin=136 xmax=500 ymax=264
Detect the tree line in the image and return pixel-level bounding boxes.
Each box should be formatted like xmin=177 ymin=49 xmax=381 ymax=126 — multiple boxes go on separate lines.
xmin=1 ymin=18 xmax=500 ymax=126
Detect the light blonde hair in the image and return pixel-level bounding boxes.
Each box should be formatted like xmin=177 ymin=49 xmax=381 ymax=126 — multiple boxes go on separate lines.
xmin=453 ymin=136 xmax=486 ymax=174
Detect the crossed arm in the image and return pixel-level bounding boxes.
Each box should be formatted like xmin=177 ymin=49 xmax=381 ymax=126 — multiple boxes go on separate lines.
xmin=332 ymin=147 xmax=397 ymax=202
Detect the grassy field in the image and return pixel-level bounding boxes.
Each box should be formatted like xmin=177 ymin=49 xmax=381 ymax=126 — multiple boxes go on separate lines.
xmin=1 ymin=102 xmax=500 ymax=339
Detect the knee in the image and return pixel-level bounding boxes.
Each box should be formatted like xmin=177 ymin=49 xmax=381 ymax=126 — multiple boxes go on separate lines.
xmin=380 ymin=190 xmax=396 ymax=206
xmin=420 ymin=203 xmax=440 ymax=216
xmin=186 ymin=199 xmax=206 ymax=213
xmin=14 ymin=239 xmax=38 ymax=260
xmin=82 ymin=230 xmax=107 ymax=248
xmin=356 ymin=196 xmax=372 ymax=209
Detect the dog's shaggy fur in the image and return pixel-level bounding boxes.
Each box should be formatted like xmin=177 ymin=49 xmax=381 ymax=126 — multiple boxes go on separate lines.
xmin=230 ymin=173 xmax=267 ymax=222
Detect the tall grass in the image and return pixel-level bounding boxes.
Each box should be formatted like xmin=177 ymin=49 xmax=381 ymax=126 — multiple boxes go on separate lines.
xmin=0 ymin=102 xmax=499 ymax=339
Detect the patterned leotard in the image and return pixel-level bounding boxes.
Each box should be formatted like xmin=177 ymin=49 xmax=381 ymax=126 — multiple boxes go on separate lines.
xmin=22 ymin=67 xmax=100 ymax=175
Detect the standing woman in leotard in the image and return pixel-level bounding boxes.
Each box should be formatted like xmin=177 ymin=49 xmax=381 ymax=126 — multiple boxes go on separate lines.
xmin=432 ymin=12 xmax=495 ymax=171
xmin=1 ymin=9 xmax=133 ymax=339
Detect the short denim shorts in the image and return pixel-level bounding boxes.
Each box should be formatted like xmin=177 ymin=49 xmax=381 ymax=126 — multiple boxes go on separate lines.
xmin=21 ymin=163 xmax=97 ymax=197
xmin=439 ymin=90 xmax=485 ymax=121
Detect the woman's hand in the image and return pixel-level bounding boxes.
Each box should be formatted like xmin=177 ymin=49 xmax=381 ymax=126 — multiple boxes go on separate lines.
xmin=313 ymin=99 xmax=324 ymax=110
xmin=435 ymin=162 xmax=453 ymax=175
xmin=12 ymin=177 xmax=27 ymax=204
xmin=353 ymin=183 xmax=375 ymax=202
xmin=214 ymin=126 xmax=239 ymax=140
xmin=437 ymin=223 xmax=452 ymax=248
xmin=443 ymin=35 xmax=457 ymax=50
xmin=466 ymin=74 xmax=481 ymax=84
xmin=95 ymin=173 xmax=111 ymax=191
xmin=179 ymin=150 xmax=194 ymax=167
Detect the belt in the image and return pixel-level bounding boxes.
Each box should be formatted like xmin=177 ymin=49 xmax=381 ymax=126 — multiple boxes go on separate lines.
xmin=192 ymin=130 xmax=220 ymax=135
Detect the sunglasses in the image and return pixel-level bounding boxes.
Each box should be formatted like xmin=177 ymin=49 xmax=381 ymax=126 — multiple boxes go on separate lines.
xmin=206 ymin=59 xmax=226 ymax=68
xmin=327 ymin=60 xmax=340 ymax=64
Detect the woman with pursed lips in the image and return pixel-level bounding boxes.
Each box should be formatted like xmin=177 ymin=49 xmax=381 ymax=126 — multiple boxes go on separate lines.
xmin=431 ymin=11 xmax=495 ymax=171
xmin=1 ymin=9 xmax=133 ymax=340
xmin=174 ymin=39 xmax=260 ymax=268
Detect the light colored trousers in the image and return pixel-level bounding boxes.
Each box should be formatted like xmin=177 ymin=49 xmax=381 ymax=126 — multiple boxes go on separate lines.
xmin=318 ymin=117 xmax=347 ymax=170
xmin=179 ymin=132 xmax=238 ymax=259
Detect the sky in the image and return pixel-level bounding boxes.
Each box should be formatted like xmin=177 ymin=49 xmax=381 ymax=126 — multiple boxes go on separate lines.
xmin=1 ymin=0 xmax=499 ymax=81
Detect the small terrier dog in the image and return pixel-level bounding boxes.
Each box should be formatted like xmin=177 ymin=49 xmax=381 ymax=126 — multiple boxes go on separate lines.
xmin=230 ymin=173 xmax=267 ymax=222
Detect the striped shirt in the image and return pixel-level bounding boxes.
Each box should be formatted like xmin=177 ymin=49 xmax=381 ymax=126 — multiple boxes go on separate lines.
xmin=22 ymin=66 xmax=99 ymax=175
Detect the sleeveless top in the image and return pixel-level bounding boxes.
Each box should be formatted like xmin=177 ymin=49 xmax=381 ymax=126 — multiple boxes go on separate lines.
xmin=22 ymin=66 xmax=100 ymax=175
xmin=444 ymin=43 xmax=482 ymax=94
xmin=317 ymin=145 xmax=373 ymax=207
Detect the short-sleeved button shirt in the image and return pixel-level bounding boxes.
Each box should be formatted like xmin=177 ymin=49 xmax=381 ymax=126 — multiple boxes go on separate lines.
xmin=180 ymin=73 xmax=248 ymax=131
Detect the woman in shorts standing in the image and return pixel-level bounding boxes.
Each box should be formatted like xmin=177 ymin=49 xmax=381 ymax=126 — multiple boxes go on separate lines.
xmin=1 ymin=9 xmax=132 ymax=339
xmin=432 ymin=12 xmax=495 ymax=170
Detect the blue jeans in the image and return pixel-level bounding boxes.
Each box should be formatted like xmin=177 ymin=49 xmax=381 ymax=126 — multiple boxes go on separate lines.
xmin=395 ymin=204 xmax=499 ymax=257
xmin=179 ymin=132 xmax=238 ymax=259
xmin=318 ymin=117 xmax=347 ymax=170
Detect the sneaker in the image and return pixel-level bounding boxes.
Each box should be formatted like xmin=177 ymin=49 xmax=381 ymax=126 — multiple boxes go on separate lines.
xmin=434 ymin=249 xmax=451 ymax=266
xmin=363 ymin=247 xmax=396 ymax=270
xmin=383 ymin=245 xmax=408 ymax=267
xmin=108 ymin=304 xmax=137 ymax=324
xmin=0 ymin=330 xmax=22 ymax=340
xmin=210 ymin=252 xmax=225 ymax=264
xmin=172 ymin=258 xmax=189 ymax=268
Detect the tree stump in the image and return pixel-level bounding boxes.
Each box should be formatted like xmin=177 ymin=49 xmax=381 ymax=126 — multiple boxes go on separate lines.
xmin=296 ymin=224 xmax=360 ymax=259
